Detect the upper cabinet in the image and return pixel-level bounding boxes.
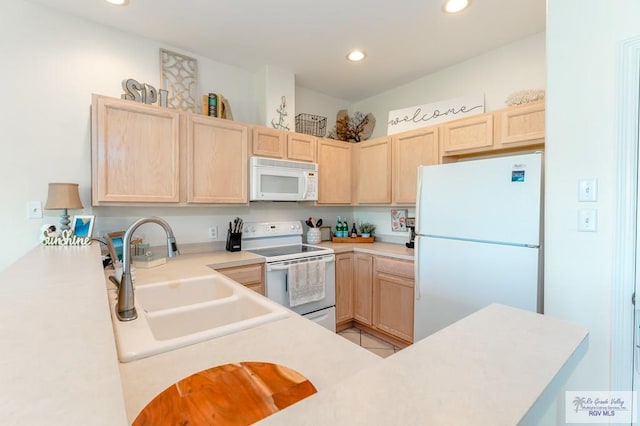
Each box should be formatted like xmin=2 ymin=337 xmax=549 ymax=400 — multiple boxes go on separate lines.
xmin=494 ymin=100 xmax=545 ymax=147
xmin=441 ymin=113 xmax=493 ymax=155
xmin=185 ymin=115 xmax=248 ymax=204
xmin=251 ymin=126 xmax=286 ymax=158
xmin=316 ymin=138 xmax=352 ymax=204
xmin=92 ymin=95 xmax=181 ymax=204
xmin=92 ymin=95 xmax=249 ymax=206
xmin=353 ymin=137 xmax=392 ymax=204
xmin=441 ymin=101 xmax=545 ymax=159
xmin=287 ymin=132 xmax=317 ymax=162
xmin=251 ymin=126 xmax=316 ymax=162
xmin=392 ymin=127 xmax=439 ymax=205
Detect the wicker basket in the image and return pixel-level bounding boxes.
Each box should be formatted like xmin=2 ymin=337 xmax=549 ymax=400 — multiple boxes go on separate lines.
xmin=295 ymin=113 xmax=327 ymax=137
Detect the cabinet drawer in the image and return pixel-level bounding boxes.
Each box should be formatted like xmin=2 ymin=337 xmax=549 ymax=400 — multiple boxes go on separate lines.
xmin=374 ymin=257 xmax=414 ymax=280
xmin=216 ymin=263 xmax=264 ymax=285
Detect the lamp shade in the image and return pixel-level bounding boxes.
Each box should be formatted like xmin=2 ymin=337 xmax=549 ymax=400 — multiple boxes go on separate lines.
xmin=44 ymin=183 xmax=84 ymax=210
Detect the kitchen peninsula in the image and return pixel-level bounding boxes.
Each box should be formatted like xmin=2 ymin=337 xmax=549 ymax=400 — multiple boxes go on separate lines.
xmin=0 ymin=245 xmax=587 ymax=425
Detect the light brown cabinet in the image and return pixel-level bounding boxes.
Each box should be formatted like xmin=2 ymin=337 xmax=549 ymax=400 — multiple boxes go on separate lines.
xmin=335 ymin=253 xmax=355 ymax=325
xmin=251 ymin=126 xmax=286 ymax=158
xmin=441 ymin=112 xmax=494 ymax=155
xmin=92 ymin=95 xmax=249 ymax=206
xmin=392 ymin=127 xmax=440 ymax=204
xmin=494 ymin=100 xmax=545 ymax=147
xmin=185 ymin=115 xmax=249 ymax=203
xmin=215 ymin=263 xmax=264 ymax=295
xmin=316 ymin=138 xmax=353 ymax=204
xmin=251 ymin=126 xmax=316 ymax=162
xmin=340 ymin=252 xmax=414 ymax=343
xmin=353 ymin=253 xmax=374 ymax=325
xmin=353 ymin=137 xmax=392 ymax=204
xmin=286 ymin=133 xmax=316 ymax=162
xmin=372 ymin=256 xmax=414 ymax=342
xmin=92 ymin=95 xmax=181 ymax=204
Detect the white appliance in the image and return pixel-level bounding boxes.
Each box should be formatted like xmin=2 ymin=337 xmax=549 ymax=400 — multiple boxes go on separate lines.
xmin=414 ymin=152 xmax=543 ymax=342
xmin=249 ymin=157 xmax=318 ymax=201
xmin=243 ymin=221 xmax=336 ymax=332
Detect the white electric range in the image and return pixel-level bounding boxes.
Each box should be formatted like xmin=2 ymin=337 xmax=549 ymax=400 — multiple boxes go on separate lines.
xmin=243 ymin=221 xmax=336 ymax=332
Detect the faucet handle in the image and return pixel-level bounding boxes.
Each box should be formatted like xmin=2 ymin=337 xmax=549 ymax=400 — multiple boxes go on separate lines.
xmin=108 ymin=275 xmax=121 ymax=289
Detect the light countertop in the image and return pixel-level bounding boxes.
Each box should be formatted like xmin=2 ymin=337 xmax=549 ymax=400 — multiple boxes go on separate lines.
xmin=0 ymin=243 xmax=587 ymax=425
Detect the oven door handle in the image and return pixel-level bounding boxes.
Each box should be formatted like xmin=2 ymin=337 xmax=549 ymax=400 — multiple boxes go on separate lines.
xmin=268 ymin=264 xmax=291 ymax=271
xmin=266 ymin=256 xmax=334 ymax=272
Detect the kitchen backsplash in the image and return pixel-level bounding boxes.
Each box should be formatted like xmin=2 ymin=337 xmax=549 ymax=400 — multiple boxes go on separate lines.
xmin=91 ymin=204 xmax=415 ymax=250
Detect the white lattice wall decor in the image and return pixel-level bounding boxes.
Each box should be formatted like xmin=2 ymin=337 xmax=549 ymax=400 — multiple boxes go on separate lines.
xmin=160 ymin=49 xmax=198 ymax=113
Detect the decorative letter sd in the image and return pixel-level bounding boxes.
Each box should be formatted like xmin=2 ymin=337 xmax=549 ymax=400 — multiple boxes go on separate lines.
xmin=121 ymin=79 xmax=168 ymax=107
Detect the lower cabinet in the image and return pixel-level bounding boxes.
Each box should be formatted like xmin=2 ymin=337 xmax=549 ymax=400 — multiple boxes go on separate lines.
xmin=335 ymin=253 xmax=355 ymax=325
xmin=353 ymin=253 xmax=374 ymax=325
xmin=215 ymin=263 xmax=264 ymax=295
xmin=372 ymin=257 xmax=415 ymax=342
xmin=338 ymin=252 xmax=414 ymax=343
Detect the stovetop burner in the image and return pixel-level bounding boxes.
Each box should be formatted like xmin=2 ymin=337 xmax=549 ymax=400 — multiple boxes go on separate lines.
xmin=246 ymin=244 xmax=326 ymax=258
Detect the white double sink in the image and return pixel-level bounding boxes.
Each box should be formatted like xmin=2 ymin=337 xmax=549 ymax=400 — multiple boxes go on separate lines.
xmin=107 ymin=273 xmax=289 ymax=362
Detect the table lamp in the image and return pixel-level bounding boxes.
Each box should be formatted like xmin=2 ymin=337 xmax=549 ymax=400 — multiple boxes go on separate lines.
xmin=44 ymin=182 xmax=84 ymax=231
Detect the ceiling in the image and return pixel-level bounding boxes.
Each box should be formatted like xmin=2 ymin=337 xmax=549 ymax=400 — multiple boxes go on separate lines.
xmin=27 ymin=0 xmax=546 ymax=102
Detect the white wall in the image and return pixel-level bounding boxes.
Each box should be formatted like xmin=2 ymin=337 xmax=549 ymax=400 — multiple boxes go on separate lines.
xmin=0 ymin=1 xmax=294 ymax=270
xmin=351 ymin=32 xmax=546 ymax=139
xmin=295 ymin=86 xmax=350 ymax=138
xmin=543 ymin=0 xmax=640 ymax=422
xmin=0 ymin=2 xmax=548 ymax=271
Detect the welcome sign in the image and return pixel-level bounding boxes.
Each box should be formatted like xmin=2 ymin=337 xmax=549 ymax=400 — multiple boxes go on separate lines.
xmin=387 ymin=94 xmax=485 ymax=135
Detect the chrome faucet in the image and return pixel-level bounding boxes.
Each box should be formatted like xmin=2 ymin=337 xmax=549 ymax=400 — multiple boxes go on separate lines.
xmin=113 ymin=216 xmax=179 ymax=321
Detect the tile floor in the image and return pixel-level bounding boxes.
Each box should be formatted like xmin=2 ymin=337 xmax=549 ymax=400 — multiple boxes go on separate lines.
xmin=337 ymin=327 xmax=403 ymax=358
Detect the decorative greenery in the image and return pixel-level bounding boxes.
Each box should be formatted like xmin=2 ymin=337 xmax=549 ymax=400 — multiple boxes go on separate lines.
xmin=359 ymin=222 xmax=376 ymax=234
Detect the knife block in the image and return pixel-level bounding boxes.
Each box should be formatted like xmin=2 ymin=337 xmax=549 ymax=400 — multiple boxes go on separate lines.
xmin=226 ymin=231 xmax=242 ymax=252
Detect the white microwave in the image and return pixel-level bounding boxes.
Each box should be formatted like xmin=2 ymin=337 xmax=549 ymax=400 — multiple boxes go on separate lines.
xmin=249 ymin=156 xmax=319 ymax=201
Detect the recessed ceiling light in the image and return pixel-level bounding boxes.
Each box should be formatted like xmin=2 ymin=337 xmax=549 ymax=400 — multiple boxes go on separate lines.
xmin=347 ymin=50 xmax=366 ymax=62
xmin=105 ymin=0 xmax=129 ymax=5
xmin=442 ymin=0 xmax=471 ymax=13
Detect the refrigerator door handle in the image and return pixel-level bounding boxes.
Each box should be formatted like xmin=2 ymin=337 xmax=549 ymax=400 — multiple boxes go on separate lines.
xmin=415 ymin=238 xmax=421 ymax=300
xmin=415 ymin=167 xmax=424 ymax=235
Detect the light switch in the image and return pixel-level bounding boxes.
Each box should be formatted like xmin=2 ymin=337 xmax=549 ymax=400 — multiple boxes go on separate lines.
xmin=578 ymin=179 xmax=597 ymax=202
xmin=578 ymin=209 xmax=597 ymax=232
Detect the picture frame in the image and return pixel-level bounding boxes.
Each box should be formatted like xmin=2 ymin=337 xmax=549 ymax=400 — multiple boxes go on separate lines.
xmin=106 ymin=231 xmax=125 ymax=264
xmin=71 ymin=215 xmax=95 ymax=238
xmin=391 ymin=209 xmax=408 ymax=232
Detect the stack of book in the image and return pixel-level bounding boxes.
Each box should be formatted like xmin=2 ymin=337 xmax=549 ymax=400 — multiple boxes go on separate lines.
xmin=202 ymin=93 xmax=232 ymax=119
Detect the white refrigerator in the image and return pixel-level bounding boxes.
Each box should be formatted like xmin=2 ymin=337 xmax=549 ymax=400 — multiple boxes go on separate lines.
xmin=414 ymin=152 xmax=543 ymax=342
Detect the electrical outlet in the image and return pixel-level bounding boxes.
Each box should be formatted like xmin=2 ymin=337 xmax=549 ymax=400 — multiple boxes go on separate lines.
xmin=208 ymin=226 xmax=217 ymax=239
xmin=27 ymin=201 xmax=42 ymax=219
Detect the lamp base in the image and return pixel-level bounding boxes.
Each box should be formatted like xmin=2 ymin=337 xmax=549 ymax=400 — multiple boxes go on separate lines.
xmin=60 ymin=209 xmax=71 ymax=231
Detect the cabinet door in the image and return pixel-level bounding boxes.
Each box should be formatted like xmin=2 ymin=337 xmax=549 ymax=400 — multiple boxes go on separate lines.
xmin=186 ymin=116 xmax=249 ymax=203
xmin=92 ymin=95 xmax=180 ymax=204
xmin=441 ymin=113 xmax=493 ymax=154
xmin=354 ymin=137 xmax=392 ymax=204
xmin=287 ymin=133 xmax=317 ymax=162
xmin=252 ymin=126 xmax=286 ymax=158
xmin=496 ymin=101 xmax=545 ymax=146
xmin=373 ymin=272 xmax=414 ymax=342
xmin=353 ymin=253 xmax=373 ymax=325
xmin=373 ymin=256 xmax=414 ymax=342
xmin=316 ymin=139 xmax=352 ymax=204
xmin=335 ymin=253 xmax=354 ymax=325
xmin=392 ymin=127 xmax=439 ymax=204
xmin=215 ymin=263 xmax=264 ymax=295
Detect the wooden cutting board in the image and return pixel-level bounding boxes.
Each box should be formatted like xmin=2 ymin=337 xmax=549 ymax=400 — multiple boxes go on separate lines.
xmin=133 ymin=362 xmax=317 ymax=426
